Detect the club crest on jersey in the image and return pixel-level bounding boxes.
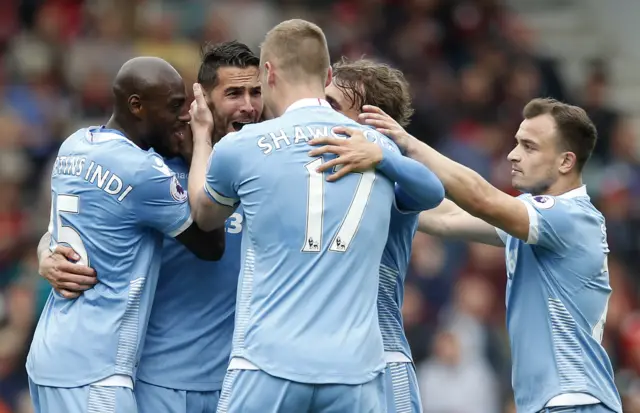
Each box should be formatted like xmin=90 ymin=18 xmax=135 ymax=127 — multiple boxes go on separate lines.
xmin=531 ymin=195 xmax=555 ymax=209
xmin=170 ymin=175 xmax=187 ymax=202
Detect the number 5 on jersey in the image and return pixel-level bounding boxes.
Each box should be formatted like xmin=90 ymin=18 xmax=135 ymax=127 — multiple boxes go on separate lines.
xmin=49 ymin=193 xmax=89 ymax=265
xmin=302 ymin=158 xmax=376 ymax=253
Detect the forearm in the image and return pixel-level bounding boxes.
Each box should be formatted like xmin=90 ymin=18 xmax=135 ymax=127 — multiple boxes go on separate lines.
xmin=187 ymin=132 xmax=213 ymax=224
xmin=378 ymin=148 xmax=445 ymax=210
xmin=404 ymin=138 xmax=497 ymax=217
xmin=37 ymin=232 xmax=52 ymax=262
xmin=418 ymin=199 xmax=503 ymax=246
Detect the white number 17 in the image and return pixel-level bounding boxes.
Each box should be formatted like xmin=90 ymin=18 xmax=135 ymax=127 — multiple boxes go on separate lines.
xmin=302 ymin=158 xmax=376 ymax=253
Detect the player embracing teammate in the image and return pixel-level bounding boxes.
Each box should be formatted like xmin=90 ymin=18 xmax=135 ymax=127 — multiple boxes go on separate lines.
xmin=29 ymin=17 xmax=622 ymax=413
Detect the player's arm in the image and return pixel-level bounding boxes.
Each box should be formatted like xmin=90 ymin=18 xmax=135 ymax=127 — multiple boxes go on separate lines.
xmin=417 ymin=199 xmax=504 ymax=246
xmin=37 ymin=232 xmax=98 ymax=299
xmin=187 ymin=83 xmax=236 ymax=232
xmin=133 ymin=158 xmax=225 ymax=262
xmin=360 ymin=105 xmax=531 ymax=242
xmin=308 ymin=130 xmax=445 ymax=211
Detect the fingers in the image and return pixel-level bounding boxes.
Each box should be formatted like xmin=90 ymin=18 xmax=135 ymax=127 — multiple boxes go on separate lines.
xmin=358 ymin=112 xmax=388 ymax=121
xmin=58 ymin=281 xmax=95 ymax=292
xmin=53 ymin=245 xmax=80 ymax=262
xmin=58 ymin=289 xmax=81 ymax=299
xmin=308 ymin=145 xmax=344 ymax=157
xmin=358 ymin=112 xmax=396 ymax=125
xmin=361 ymin=118 xmax=395 ymax=130
xmin=316 ymin=156 xmax=344 ymax=173
xmin=193 ymin=83 xmax=207 ymax=107
xmin=332 ymin=126 xmax=357 ymax=137
xmin=326 ymin=165 xmax=352 ymax=182
xmin=54 ymin=260 xmax=96 ymax=277
xmin=54 ymin=270 xmax=97 ymax=287
xmin=308 ymin=137 xmax=344 ymax=147
xmin=362 ymin=105 xmax=388 ymax=116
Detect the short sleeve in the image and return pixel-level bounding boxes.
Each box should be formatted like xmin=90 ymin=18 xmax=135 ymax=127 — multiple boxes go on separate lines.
xmin=495 ymin=227 xmax=508 ymax=245
xmin=364 ymin=129 xmax=405 ymax=214
xmin=519 ymin=195 xmax=574 ymax=251
xmin=204 ymin=137 xmax=240 ymax=208
xmin=393 ymin=184 xmax=423 ymax=214
xmin=130 ymin=155 xmax=193 ymax=237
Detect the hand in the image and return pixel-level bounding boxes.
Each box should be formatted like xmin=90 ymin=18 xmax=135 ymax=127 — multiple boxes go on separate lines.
xmin=358 ymin=105 xmax=414 ymax=153
xmin=189 ymin=83 xmax=214 ymax=141
xmin=308 ymin=127 xmax=382 ymax=181
xmin=39 ymin=245 xmax=97 ymax=299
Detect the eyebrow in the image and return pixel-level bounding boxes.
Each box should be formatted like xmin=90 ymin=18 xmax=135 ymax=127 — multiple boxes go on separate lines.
xmin=516 ymin=136 xmax=538 ymax=147
xmin=224 ymin=86 xmax=245 ymax=94
xmin=169 ymin=95 xmax=186 ymax=104
xmin=326 ymin=95 xmax=340 ymax=110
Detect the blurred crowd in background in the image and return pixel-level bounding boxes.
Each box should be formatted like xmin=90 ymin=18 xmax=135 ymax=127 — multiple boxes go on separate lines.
xmin=0 ymin=0 xmax=639 ymax=412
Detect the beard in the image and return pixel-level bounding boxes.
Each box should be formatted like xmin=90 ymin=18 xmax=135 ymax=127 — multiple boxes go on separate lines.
xmin=513 ymin=175 xmax=555 ymax=196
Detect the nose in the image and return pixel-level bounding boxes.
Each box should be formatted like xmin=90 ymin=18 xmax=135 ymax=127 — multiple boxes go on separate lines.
xmin=507 ymin=147 xmax=520 ymax=163
xmin=239 ymin=94 xmax=256 ymax=115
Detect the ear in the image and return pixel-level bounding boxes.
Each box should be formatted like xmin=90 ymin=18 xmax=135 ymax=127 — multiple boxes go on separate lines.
xmin=559 ymin=151 xmax=577 ymax=174
xmin=265 ymin=61 xmax=275 ymax=87
xmin=128 ymin=95 xmax=143 ymax=118
xmin=325 ymin=66 xmax=333 ymax=88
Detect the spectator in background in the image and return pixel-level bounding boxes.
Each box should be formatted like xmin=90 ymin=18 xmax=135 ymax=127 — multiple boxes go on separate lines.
xmin=418 ymin=330 xmax=499 ymax=413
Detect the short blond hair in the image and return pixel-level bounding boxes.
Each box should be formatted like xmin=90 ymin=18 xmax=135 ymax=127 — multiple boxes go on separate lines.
xmin=261 ymin=19 xmax=330 ymax=84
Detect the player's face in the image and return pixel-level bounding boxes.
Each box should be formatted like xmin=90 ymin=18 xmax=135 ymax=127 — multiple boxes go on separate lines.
xmin=207 ymin=66 xmax=262 ymax=141
xmin=325 ymin=81 xmax=361 ymax=121
xmin=507 ymin=114 xmax=565 ymax=195
xmin=145 ymin=79 xmax=190 ymax=158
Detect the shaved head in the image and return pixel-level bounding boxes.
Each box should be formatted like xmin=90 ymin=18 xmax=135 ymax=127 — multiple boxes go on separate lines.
xmin=113 ymin=57 xmax=183 ymax=109
xmin=110 ymin=57 xmax=190 ymax=158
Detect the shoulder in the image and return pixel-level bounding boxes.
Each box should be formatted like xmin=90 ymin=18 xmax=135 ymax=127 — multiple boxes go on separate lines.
xmin=521 ymin=193 xmax=604 ymax=244
xmin=130 ymin=152 xmax=179 ymax=185
xmin=56 ymin=128 xmax=91 ymax=153
xmin=521 ymin=193 xmax=594 ymax=218
xmin=129 ymin=154 xmax=187 ymax=204
xmin=215 ymin=127 xmax=261 ymax=153
xmin=519 ymin=193 xmax=570 ymax=213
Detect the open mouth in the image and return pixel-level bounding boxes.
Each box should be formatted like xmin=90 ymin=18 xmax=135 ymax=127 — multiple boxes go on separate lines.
xmin=231 ymin=121 xmax=253 ymax=132
xmin=173 ymin=129 xmax=185 ymax=141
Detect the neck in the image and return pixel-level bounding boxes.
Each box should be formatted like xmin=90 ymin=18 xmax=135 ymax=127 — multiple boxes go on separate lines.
xmin=105 ymin=114 xmax=146 ymax=150
xmin=268 ymin=82 xmax=326 ymax=118
xmin=543 ymin=175 xmax=583 ymax=196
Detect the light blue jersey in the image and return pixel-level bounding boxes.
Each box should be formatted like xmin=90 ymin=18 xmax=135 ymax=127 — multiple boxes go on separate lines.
xmin=380 ymin=208 xmax=422 ymax=413
xmin=379 ymin=208 xmax=419 ymax=359
xmin=497 ymin=186 xmax=622 ymax=413
xmin=136 ymin=157 xmax=242 ymax=392
xmin=205 ymin=99 xmax=396 ymax=385
xmin=27 ymin=127 xmax=192 ymax=388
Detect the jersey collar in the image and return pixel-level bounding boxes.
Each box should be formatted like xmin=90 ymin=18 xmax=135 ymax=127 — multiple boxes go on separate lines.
xmin=86 ymin=126 xmax=132 ymax=144
xmin=558 ymin=185 xmax=588 ymax=199
xmin=284 ymin=98 xmax=332 ymax=113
